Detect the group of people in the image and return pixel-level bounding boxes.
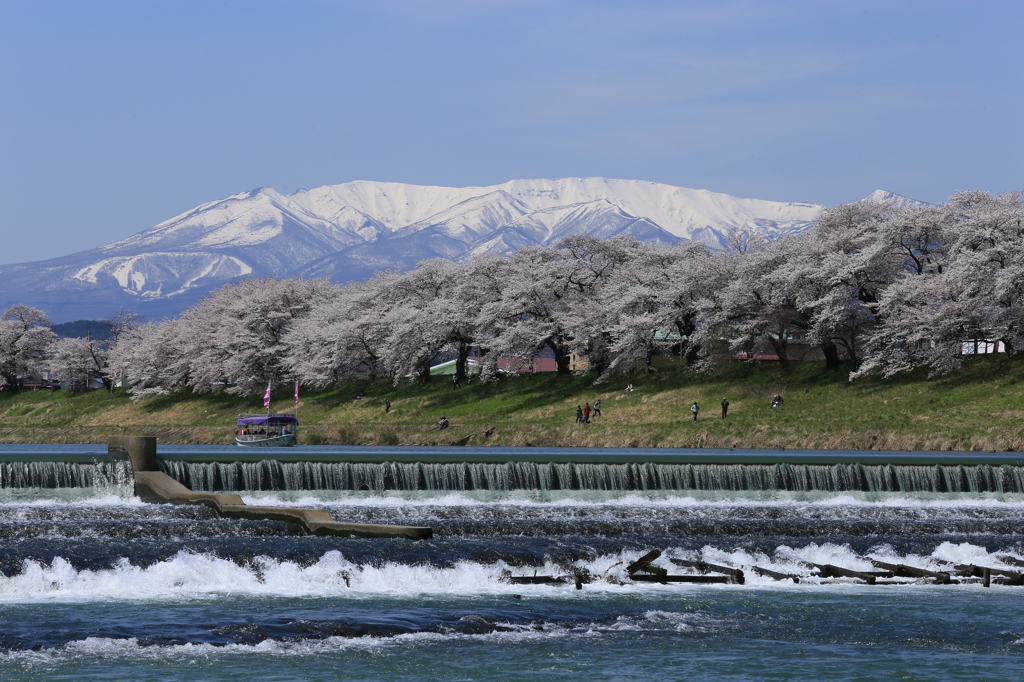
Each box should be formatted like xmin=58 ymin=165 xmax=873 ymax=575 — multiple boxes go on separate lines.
xmin=690 ymin=397 xmax=731 ymax=421
xmin=689 ymin=394 xmax=786 ymax=421
xmin=575 ymin=400 xmax=602 ymax=423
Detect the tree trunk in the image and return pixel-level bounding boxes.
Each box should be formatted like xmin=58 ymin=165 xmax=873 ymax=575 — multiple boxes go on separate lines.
xmin=1 ymin=370 xmax=18 ymax=393
xmin=822 ymin=341 xmax=842 ymax=371
xmin=455 ymin=343 xmax=471 ymax=384
xmin=685 ymin=343 xmax=702 ymax=366
xmin=771 ymin=336 xmax=790 ymax=369
xmin=547 ymin=340 xmax=572 ymax=376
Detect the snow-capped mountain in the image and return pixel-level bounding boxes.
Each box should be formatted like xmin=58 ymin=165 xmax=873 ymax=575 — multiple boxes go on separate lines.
xmin=0 ymin=178 xmax=830 ymax=321
xmin=857 ymin=189 xmax=931 ymax=209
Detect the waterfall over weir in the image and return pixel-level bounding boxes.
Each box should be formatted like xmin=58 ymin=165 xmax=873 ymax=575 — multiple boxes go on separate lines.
xmin=0 ymin=460 xmax=133 ymax=489
xmin=159 ymin=459 xmax=1024 ymax=494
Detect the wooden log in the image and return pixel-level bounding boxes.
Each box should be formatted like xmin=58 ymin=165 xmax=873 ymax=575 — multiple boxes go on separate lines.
xmin=954 ymin=564 xmax=1024 ymax=583
xmin=869 ymin=560 xmax=953 ymax=584
xmin=995 ymin=555 xmax=1024 ymax=569
xmin=808 ymin=563 xmax=892 ymax=584
xmin=630 ymin=574 xmax=731 ymax=584
xmin=635 ymin=565 xmax=668 ymax=578
xmin=502 ymin=573 xmax=571 ymax=586
xmin=669 ymin=558 xmax=745 ymax=584
xmin=627 ymin=550 xmax=662 ymax=575
xmin=750 ymin=566 xmax=801 ymax=584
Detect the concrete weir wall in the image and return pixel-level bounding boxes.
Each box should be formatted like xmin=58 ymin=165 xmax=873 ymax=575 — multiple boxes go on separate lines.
xmin=107 ymin=437 xmax=432 ymax=540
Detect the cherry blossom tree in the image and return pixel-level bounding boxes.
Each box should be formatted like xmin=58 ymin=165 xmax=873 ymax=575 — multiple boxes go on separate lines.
xmin=46 ymin=337 xmax=96 ymax=389
xmin=0 ymin=305 xmax=56 ymax=390
xmin=285 ymin=277 xmax=392 ymax=387
xmin=46 ymin=309 xmax=145 ymax=391
xmin=180 ymin=277 xmax=335 ymax=395
xmin=853 ymin=191 xmax=1024 ymax=377
xmin=107 ymin=318 xmax=194 ymax=399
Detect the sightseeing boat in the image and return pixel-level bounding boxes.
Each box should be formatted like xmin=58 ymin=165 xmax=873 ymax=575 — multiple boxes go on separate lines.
xmin=235 ymin=413 xmax=298 ymax=447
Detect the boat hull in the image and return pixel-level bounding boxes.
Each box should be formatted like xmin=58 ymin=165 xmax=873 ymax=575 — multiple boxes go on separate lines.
xmin=235 ymin=434 xmax=297 ymax=447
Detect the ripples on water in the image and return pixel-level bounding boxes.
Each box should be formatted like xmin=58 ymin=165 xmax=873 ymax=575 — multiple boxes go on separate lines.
xmin=3 ymin=464 xmax=1024 ymax=679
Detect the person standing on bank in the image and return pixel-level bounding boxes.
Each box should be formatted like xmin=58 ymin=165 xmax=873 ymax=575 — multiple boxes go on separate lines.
xmin=384 ymin=398 xmax=391 ymax=413
xmin=593 ymin=399 xmax=602 ymax=418
xmin=575 ymin=405 xmax=583 ymax=423
xmin=691 ymin=402 xmax=699 ymax=422
xmin=721 ymin=398 xmax=729 ymax=418
xmin=583 ymin=403 xmax=592 ymax=423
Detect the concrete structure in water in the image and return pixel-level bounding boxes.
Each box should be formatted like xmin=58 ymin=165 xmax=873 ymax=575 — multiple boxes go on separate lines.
xmin=107 ymin=436 xmax=432 ymax=540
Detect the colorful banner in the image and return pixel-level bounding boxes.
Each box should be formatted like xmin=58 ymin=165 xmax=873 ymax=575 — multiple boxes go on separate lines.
xmin=263 ymin=381 xmax=272 ymax=409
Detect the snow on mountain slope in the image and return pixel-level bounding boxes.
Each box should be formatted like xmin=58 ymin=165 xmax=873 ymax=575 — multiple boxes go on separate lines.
xmin=0 ymin=177 xmax=869 ymax=321
xmin=109 ymin=187 xmax=380 ymax=254
xmin=858 ymin=189 xmax=931 ymax=209
xmin=290 ymin=181 xmax=491 ymax=231
xmin=496 ymin=178 xmax=823 ymax=242
xmin=394 ymin=190 xmax=534 ymax=242
xmin=73 ymin=253 xmax=253 ymax=297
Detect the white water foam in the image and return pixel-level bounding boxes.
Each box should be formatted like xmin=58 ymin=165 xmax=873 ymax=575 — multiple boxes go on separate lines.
xmin=2 ymin=544 xmax=1018 ymax=604
xmin=237 ymin=490 xmax=1024 ymax=509
xmin=0 ymin=495 xmax=143 ymax=508
xmin=0 ymin=626 xmax=580 ymax=666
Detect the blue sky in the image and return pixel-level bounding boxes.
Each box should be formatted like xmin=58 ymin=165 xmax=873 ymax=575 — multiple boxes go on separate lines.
xmin=1 ymin=0 xmax=1021 ymax=263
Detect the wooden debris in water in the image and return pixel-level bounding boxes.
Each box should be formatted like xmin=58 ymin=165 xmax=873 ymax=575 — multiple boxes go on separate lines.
xmin=630 ymin=574 xmax=731 ymax=584
xmin=805 ymin=563 xmax=893 ymax=584
xmin=750 ymin=566 xmax=800 ymax=583
xmin=869 ymin=560 xmax=954 ymax=584
xmin=626 ymin=550 xmax=663 ymax=576
xmin=954 ymin=564 xmax=1024 ymax=585
xmin=669 ymin=558 xmax=745 ymax=584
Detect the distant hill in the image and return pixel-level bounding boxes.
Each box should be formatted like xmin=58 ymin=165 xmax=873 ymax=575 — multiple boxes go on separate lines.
xmin=50 ymin=319 xmax=113 ymax=341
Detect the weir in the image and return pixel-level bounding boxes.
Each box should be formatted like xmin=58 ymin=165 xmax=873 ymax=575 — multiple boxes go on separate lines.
xmin=0 ymin=457 xmax=132 ymax=490
xmin=4 ymin=442 xmax=1024 ymax=496
xmin=152 ymin=447 xmax=1024 ymax=494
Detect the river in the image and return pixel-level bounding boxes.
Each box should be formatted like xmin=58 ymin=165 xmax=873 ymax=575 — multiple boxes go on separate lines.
xmin=1 ymin=445 xmax=1023 ymax=680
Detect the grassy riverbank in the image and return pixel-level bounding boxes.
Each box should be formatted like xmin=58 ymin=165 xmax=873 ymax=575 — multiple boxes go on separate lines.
xmin=2 ymin=356 xmax=1023 ymax=451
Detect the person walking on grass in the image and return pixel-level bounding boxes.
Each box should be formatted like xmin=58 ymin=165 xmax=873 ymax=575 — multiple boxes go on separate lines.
xmin=575 ymin=405 xmax=583 ymax=423
xmin=593 ymin=399 xmax=602 ymax=418
xmin=721 ymin=397 xmax=729 ymax=418
xmin=691 ymin=402 xmax=699 ymax=422
xmin=384 ymin=398 xmax=391 ymax=414
xmin=583 ymin=403 xmax=592 ymax=423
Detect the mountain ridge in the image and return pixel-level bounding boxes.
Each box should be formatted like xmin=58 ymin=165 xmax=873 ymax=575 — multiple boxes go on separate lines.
xmin=0 ymin=178 xmax=914 ymax=321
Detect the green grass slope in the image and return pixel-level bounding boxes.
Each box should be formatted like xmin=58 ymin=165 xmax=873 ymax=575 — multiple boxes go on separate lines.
xmin=1 ymin=357 xmax=1023 ymax=451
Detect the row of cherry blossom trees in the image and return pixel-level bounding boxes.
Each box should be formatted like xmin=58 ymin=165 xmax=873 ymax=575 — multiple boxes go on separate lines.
xmin=2 ymin=190 xmax=1020 ymax=397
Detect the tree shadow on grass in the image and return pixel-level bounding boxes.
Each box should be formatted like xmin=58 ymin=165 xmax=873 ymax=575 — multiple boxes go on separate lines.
xmin=135 ymin=389 xmax=250 ymax=415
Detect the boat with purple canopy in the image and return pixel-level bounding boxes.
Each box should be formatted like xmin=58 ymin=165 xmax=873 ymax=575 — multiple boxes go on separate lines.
xmin=235 ymin=413 xmax=298 ymax=447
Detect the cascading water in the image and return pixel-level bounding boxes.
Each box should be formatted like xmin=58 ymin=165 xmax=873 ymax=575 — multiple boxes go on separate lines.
xmin=158 ymin=459 xmax=1024 ymax=494
xmin=0 ymin=459 xmax=133 ymax=490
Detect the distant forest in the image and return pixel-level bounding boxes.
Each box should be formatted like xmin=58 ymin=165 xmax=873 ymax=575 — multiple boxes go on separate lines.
xmin=51 ymin=320 xmax=114 ymax=341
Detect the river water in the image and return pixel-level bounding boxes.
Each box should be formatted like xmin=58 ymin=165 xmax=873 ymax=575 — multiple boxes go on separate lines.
xmin=2 ymin=445 xmax=1024 ymax=680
